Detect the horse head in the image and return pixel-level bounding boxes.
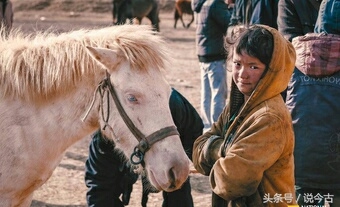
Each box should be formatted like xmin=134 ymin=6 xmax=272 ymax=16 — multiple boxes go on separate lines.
xmin=84 ymin=26 xmax=190 ymax=192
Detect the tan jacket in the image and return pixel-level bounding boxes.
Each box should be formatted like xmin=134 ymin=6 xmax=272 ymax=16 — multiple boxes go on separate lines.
xmin=193 ymin=25 xmax=297 ymax=207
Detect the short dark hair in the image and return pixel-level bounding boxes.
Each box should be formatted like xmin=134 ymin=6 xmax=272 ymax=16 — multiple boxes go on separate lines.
xmin=225 ymin=25 xmax=274 ymax=67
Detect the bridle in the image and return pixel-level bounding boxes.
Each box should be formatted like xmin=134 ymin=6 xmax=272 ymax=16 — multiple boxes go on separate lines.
xmin=82 ymin=72 xmax=179 ymax=165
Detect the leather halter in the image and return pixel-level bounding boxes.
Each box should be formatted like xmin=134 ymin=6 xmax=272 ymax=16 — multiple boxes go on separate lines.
xmin=85 ymin=72 xmax=179 ymax=165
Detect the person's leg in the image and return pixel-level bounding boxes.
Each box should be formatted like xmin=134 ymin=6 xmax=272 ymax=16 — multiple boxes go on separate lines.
xmin=208 ymin=60 xmax=227 ymax=124
xmin=162 ymin=191 xmax=168 ymax=207
xmin=200 ymin=62 xmax=212 ymax=131
xmin=162 ymin=178 xmax=194 ymax=207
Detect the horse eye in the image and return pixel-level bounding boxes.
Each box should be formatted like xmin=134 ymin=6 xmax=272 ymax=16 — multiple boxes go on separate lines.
xmin=127 ymin=94 xmax=138 ymax=102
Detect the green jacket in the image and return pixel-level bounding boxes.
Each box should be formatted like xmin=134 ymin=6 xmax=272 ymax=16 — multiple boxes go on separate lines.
xmin=193 ymin=25 xmax=297 ymax=207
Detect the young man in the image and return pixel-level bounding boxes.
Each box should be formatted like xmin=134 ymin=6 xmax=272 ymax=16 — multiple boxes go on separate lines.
xmin=191 ymin=0 xmax=231 ymax=132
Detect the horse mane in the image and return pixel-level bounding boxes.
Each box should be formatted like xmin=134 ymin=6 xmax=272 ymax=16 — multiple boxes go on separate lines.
xmin=0 ymin=25 xmax=171 ymax=101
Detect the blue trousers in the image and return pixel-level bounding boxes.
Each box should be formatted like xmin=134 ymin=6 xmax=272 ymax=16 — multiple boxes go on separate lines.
xmin=199 ymin=60 xmax=227 ymax=131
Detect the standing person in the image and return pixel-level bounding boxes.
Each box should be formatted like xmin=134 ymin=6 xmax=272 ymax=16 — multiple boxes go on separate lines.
xmin=285 ymin=0 xmax=340 ymax=206
xmin=314 ymin=0 xmax=340 ymax=34
xmin=192 ymin=25 xmax=297 ymax=206
xmin=249 ymin=0 xmax=279 ymax=28
xmin=277 ymin=0 xmax=321 ymax=42
xmin=229 ymin=0 xmax=279 ymax=29
xmin=191 ymin=0 xmax=231 ymax=132
xmin=277 ymin=0 xmax=321 ymax=100
xmin=0 ymin=0 xmax=13 ymax=37
xmin=85 ymin=88 xmax=204 ymax=207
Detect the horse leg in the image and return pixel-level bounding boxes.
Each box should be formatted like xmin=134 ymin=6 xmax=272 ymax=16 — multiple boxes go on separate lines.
xmin=19 ymin=195 xmax=34 ymax=207
xmin=186 ymin=13 xmax=194 ymax=28
xmin=136 ymin=17 xmax=143 ymax=25
xmin=180 ymin=14 xmax=186 ymax=28
xmin=141 ymin=175 xmax=149 ymax=207
xmin=147 ymin=1 xmax=160 ymax=32
xmin=112 ymin=1 xmax=116 ymax=24
xmin=141 ymin=191 xmax=149 ymax=207
xmin=115 ymin=0 xmax=134 ymax=25
xmin=174 ymin=9 xmax=180 ymax=28
xmin=175 ymin=3 xmax=187 ymax=29
xmin=2 ymin=194 xmax=34 ymax=207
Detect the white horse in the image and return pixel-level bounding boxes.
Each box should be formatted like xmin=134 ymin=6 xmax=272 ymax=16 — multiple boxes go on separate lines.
xmin=0 ymin=25 xmax=190 ymax=206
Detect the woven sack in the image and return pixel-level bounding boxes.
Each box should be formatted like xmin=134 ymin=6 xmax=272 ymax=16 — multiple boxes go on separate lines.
xmin=292 ymin=33 xmax=340 ymax=77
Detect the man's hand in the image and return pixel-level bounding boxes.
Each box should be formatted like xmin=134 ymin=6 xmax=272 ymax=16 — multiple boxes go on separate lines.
xmin=119 ymin=162 xmax=139 ymax=205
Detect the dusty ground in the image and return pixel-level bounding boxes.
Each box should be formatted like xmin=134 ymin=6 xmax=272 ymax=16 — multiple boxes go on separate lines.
xmin=10 ymin=0 xmax=212 ymax=206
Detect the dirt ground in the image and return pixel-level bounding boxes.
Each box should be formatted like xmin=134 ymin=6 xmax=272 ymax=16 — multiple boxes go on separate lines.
xmin=10 ymin=0 xmax=212 ymax=206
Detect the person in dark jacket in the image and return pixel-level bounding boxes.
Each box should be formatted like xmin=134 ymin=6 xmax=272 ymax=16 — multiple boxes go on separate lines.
xmin=314 ymin=0 xmax=340 ymax=34
xmin=284 ymin=0 xmax=340 ymax=206
xmin=191 ymin=0 xmax=231 ymax=132
xmin=85 ymin=88 xmax=204 ymax=207
xmin=229 ymin=0 xmax=279 ymax=29
xmin=277 ymin=0 xmax=321 ymax=100
xmin=278 ymin=0 xmax=321 ymax=42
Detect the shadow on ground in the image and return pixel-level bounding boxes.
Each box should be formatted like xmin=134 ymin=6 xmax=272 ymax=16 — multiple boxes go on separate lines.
xmin=31 ymin=200 xmax=85 ymax=207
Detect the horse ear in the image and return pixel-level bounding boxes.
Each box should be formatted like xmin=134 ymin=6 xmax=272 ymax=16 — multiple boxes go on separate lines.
xmin=86 ymin=46 xmax=121 ymax=70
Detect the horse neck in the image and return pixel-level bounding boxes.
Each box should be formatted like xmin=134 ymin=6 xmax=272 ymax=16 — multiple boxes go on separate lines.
xmin=0 ymin=70 xmax=104 ymax=202
xmin=47 ymin=73 xmax=103 ymax=148
xmin=19 ymin=70 xmax=103 ymax=151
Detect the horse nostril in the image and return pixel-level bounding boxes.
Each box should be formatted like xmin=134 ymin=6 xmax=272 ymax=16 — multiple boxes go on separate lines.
xmin=168 ymin=167 xmax=176 ymax=190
